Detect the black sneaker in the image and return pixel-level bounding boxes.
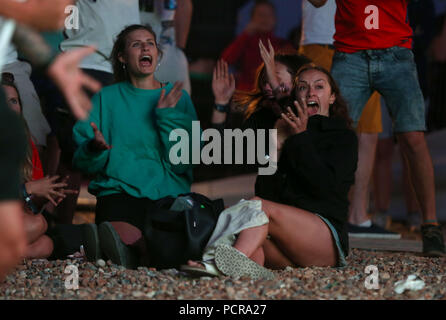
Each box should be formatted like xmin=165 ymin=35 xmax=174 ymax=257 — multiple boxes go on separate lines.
xmin=421 ymin=224 xmax=445 ymax=257
xmin=347 ymin=223 xmax=401 ymax=239
xmin=82 ymin=224 xmax=102 ymax=262
xmin=98 ymin=222 xmax=138 ymax=269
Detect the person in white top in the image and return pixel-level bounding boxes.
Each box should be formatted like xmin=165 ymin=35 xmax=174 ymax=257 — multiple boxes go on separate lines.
xmin=140 ymin=0 xmax=193 ymax=94
xmin=0 ymin=0 xmax=101 ymax=282
xmin=61 ymin=0 xmax=140 ymax=75
xmin=300 ymin=0 xmax=386 ymax=237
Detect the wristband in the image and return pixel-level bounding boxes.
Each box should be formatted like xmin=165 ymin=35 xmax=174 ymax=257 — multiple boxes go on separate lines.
xmin=21 ymin=184 xmax=38 ymax=214
xmin=214 ymin=103 xmax=230 ymax=113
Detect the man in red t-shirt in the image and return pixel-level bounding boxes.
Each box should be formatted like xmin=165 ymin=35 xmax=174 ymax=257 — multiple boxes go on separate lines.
xmin=309 ymin=0 xmax=444 ymax=256
xmin=221 ymin=1 xmax=289 ymax=91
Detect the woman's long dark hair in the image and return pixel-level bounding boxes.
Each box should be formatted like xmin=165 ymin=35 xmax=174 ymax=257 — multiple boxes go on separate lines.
xmin=1 ymin=74 xmax=32 ymax=182
xmin=295 ymin=64 xmax=353 ymax=129
xmin=234 ymin=53 xmax=311 ymax=119
xmin=110 ymin=24 xmax=163 ymax=83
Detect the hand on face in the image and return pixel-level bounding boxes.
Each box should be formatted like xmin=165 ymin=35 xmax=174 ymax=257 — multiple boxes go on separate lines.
xmin=212 ymin=60 xmax=235 ymax=105
xmin=280 ymin=101 xmax=309 ymax=135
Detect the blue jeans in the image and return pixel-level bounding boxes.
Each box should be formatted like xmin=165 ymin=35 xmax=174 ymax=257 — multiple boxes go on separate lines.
xmin=331 ymin=46 xmax=426 ymax=133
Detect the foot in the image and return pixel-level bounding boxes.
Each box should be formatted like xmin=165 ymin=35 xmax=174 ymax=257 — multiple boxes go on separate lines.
xmin=347 ymin=223 xmax=401 ymax=239
xmin=372 ymin=211 xmax=392 ymax=230
xmin=187 ymin=260 xmax=205 ymax=269
xmin=214 ymin=244 xmax=274 ymax=280
xmin=421 ymin=224 xmax=445 ymax=257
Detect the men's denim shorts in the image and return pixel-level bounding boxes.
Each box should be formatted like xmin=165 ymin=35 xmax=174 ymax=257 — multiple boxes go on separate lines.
xmin=331 ymin=46 xmax=426 ymax=133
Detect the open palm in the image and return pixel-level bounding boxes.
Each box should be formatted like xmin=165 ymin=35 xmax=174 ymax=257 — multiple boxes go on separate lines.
xmin=212 ymin=60 xmax=235 ymax=105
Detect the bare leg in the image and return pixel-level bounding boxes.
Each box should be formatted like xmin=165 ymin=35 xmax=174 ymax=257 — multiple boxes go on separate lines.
xmin=23 ymin=212 xmax=47 ymax=244
xmin=253 ymin=197 xmax=338 ymax=267
xmin=43 ymin=134 xmax=61 ymax=176
xmin=399 ymin=147 xmax=420 ymax=213
xmin=25 ymin=235 xmax=53 ymax=259
xmin=55 ymin=162 xmax=81 ymax=224
xmin=372 ymin=137 xmax=394 ymax=212
xmin=262 ymin=238 xmax=295 ymax=270
xmin=349 ymin=133 xmax=378 ymax=224
xmin=109 ymin=221 xmax=142 ymax=245
xmin=397 ymin=132 xmax=436 ymax=221
xmin=233 ymin=224 xmax=268 ymax=260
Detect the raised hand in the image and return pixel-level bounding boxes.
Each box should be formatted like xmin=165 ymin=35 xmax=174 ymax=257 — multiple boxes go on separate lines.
xmin=280 ymin=101 xmax=309 ymax=135
xmin=157 ymin=82 xmax=183 ymax=109
xmin=89 ymin=122 xmax=111 ymax=152
xmin=259 ymin=39 xmax=279 ymax=90
xmin=47 ymin=47 xmax=102 ymax=120
xmin=212 ymin=60 xmax=235 ymax=105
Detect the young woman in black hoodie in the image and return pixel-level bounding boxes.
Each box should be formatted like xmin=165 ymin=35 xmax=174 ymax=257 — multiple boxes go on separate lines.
xmin=247 ymin=63 xmax=358 ymax=268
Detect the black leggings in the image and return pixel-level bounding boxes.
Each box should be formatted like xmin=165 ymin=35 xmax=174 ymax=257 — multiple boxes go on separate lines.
xmin=48 ymin=193 xmax=156 ymax=259
xmin=95 ymin=193 xmax=157 ymax=230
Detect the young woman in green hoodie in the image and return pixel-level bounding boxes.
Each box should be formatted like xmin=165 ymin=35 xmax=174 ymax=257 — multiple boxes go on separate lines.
xmin=72 ymin=25 xmax=198 ymax=267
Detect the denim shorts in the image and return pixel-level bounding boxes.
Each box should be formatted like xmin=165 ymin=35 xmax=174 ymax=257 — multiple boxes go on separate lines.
xmin=331 ymin=46 xmax=426 ymax=133
xmin=315 ymin=214 xmax=347 ymax=268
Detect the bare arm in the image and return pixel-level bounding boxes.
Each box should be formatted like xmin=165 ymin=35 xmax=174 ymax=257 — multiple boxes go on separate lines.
xmin=175 ymin=0 xmax=193 ymax=49
xmin=0 ymin=0 xmax=73 ymax=31
xmin=307 ymin=0 xmax=328 ymax=8
xmin=12 ymin=24 xmax=55 ymax=71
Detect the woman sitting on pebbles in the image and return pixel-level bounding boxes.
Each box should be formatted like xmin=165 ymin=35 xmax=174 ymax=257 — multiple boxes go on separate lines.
xmin=182 ymin=62 xmax=358 ymax=279
xmin=2 ymin=73 xmax=77 ymax=259
xmin=72 ymin=24 xmax=198 ymax=268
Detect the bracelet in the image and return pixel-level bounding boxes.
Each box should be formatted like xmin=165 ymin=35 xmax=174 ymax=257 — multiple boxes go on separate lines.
xmin=214 ymin=103 xmax=230 ymax=113
xmin=21 ymin=184 xmax=39 ymax=214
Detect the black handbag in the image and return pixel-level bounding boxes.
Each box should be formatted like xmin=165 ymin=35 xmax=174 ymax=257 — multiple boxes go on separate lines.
xmin=143 ymin=192 xmax=224 ymax=269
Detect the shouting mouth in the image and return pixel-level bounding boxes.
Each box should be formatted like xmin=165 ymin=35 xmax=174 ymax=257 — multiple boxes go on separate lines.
xmin=306 ymin=101 xmax=319 ymax=116
xmin=139 ymin=55 xmax=153 ymax=68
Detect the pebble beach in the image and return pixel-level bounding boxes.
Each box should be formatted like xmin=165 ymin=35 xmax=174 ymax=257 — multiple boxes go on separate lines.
xmin=1 ymin=249 xmax=445 ymax=300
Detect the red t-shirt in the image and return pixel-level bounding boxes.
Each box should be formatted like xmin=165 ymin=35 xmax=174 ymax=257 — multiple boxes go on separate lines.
xmin=30 ymin=139 xmax=44 ymax=181
xmin=334 ymin=0 xmax=413 ymax=53
xmin=221 ymin=32 xmax=290 ymax=91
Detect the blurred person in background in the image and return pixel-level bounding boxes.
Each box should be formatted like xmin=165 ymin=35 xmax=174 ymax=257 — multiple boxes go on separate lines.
xmin=0 ymin=0 xmax=100 ymax=281
xmin=221 ymin=0 xmax=291 ymax=92
xmin=140 ymin=0 xmax=193 ymax=94
xmin=299 ymin=0 xmax=390 ymax=239
xmin=2 ymin=73 xmax=78 ymax=259
xmin=310 ymin=0 xmax=445 ymax=256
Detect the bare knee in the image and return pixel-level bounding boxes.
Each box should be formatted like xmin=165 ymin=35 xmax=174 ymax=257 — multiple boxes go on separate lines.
xmin=397 ymin=132 xmax=427 ymax=156
xmin=26 ymin=235 xmax=54 ymax=259
xmin=24 ymin=214 xmax=48 ymax=243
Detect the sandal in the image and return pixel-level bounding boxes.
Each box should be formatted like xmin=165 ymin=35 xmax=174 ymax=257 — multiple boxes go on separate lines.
xmin=215 ymin=244 xmax=275 ymax=280
xmin=180 ymin=261 xmax=222 ymax=277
